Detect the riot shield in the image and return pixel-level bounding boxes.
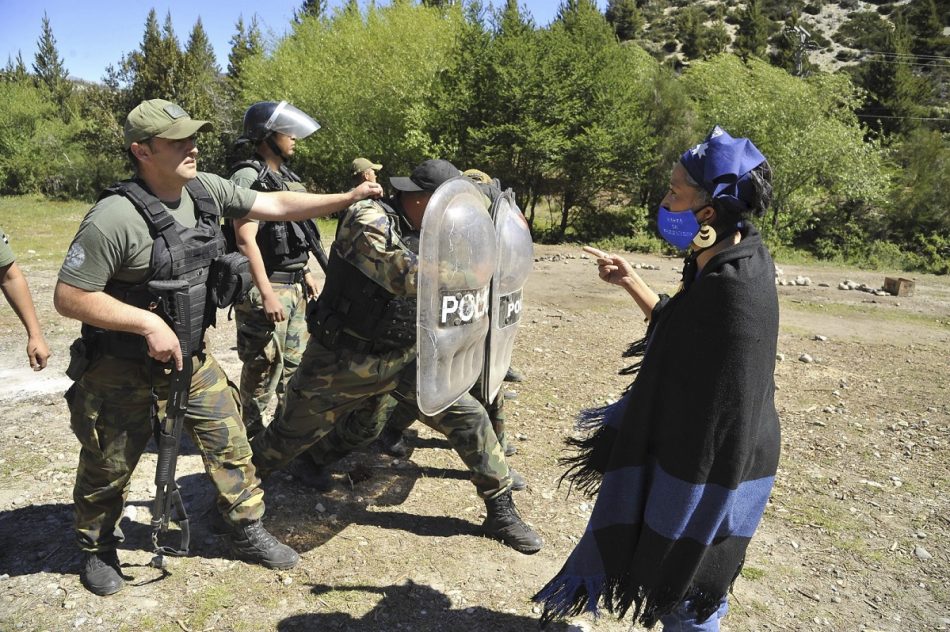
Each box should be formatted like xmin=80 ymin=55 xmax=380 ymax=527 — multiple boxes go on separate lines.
xmin=481 ymin=190 xmax=534 ymax=403
xmin=417 ymin=178 xmax=497 ymax=416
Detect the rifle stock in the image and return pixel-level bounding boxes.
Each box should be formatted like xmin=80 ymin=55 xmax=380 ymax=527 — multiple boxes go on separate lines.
xmin=147 ymin=279 xmax=193 ymax=565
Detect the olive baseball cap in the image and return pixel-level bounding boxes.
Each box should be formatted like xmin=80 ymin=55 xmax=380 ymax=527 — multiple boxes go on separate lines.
xmin=390 ymin=159 xmax=460 ymax=192
xmin=123 ymin=99 xmax=212 ymax=149
xmin=352 ymin=157 xmax=382 ymax=174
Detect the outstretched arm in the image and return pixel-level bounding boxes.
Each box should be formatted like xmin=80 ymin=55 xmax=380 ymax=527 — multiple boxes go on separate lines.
xmin=247 ymin=181 xmax=382 ymax=222
xmin=1 ymin=261 xmax=50 ymax=370
xmin=583 ymin=246 xmax=660 ymax=319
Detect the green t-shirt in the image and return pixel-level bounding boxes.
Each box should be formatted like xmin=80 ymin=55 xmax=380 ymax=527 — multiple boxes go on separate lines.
xmin=0 ymin=227 xmax=15 ymax=268
xmin=58 ymin=172 xmax=257 ymax=291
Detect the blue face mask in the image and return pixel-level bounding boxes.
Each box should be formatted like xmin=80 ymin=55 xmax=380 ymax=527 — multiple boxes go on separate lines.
xmin=657 ymin=205 xmax=701 ymax=250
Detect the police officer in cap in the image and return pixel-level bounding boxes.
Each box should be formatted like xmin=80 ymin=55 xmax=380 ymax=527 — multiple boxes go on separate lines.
xmin=229 ymin=101 xmax=324 ymax=438
xmin=55 ymin=98 xmax=381 ymax=596
xmin=251 ymin=159 xmax=542 ymax=554
xmin=351 ymin=157 xmax=382 ymax=186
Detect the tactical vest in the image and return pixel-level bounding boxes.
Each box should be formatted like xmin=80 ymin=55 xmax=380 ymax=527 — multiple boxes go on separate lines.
xmin=308 ymin=200 xmax=416 ymax=354
xmin=227 ymin=158 xmax=312 ymax=274
xmin=83 ymin=178 xmax=226 ymax=359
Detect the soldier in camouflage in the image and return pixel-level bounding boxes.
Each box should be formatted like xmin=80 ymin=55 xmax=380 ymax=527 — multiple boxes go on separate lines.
xmin=229 ymin=101 xmax=322 ymax=438
xmin=55 ymin=99 xmax=382 ymax=596
xmin=251 ymin=159 xmax=542 ymax=554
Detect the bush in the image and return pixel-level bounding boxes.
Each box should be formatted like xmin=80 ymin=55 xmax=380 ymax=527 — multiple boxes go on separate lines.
xmin=909 ymin=232 xmax=950 ymax=275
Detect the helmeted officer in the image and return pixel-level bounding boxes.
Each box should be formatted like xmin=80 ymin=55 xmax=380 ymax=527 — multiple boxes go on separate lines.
xmin=228 ymin=101 xmax=325 ymax=438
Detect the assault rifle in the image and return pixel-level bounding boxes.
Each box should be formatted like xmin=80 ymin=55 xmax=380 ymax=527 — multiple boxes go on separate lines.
xmin=147 ymin=279 xmax=194 ymax=569
xmin=300 ymin=219 xmax=329 ymax=273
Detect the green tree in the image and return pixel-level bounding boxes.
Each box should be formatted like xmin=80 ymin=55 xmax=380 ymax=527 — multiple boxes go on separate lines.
xmin=32 ymin=12 xmax=71 ymax=106
xmin=677 ymin=5 xmax=705 ymax=59
xmin=238 ymin=1 xmax=462 ymax=190
xmin=888 ymin=128 xmax=950 ymax=241
xmin=681 ymin=54 xmax=890 ymax=246
xmin=605 ymin=0 xmax=644 ymax=41
xmin=295 ymin=0 xmax=328 ymax=22
xmin=2 ymin=52 xmax=29 ymax=83
xmin=857 ymin=20 xmax=932 ymax=136
xmin=116 ymin=10 xmax=184 ymax=110
xmin=734 ymin=0 xmax=771 ymax=59
xmin=227 ymin=15 xmax=264 ymax=91
xmin=834 ymin=12 xmax=890 ymax=51
xmin=181 ymin=18 xmax=230 ymax=174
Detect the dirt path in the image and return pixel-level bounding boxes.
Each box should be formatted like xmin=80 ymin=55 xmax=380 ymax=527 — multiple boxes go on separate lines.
xmin=0 ymin=245 xmax=947 ymax=631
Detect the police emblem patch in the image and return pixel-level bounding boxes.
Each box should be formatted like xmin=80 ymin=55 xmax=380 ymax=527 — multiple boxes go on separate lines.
xmin=163 ymin=104 xmax=188 ymax=119
xmin=63 ymin=243 xmax=85 ymax=269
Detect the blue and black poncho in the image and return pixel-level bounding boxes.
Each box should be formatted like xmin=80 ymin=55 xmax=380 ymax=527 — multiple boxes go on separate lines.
xmin=535 ymin=223 xmax=781 ymax=628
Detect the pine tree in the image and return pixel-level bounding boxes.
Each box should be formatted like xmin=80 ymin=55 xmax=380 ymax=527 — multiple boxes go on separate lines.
xmin=227 ymin=15 xmax=264 ymax=91
xmin=181 ymin=18 xmax=228 ymax=175
xmin=677 ymin=5 xmax=706 ymax=59
xmin=605 ymin=0 xmax=644 ymax=41
xmin=181 ymin=17 xmax=220 ymax=113
xmin=2 ymin=51 xmax=29 ymax=83
xmin=119 ymin=9 xmax=184 ymax=108
xmin=295 ymin=0 xmax=328 ymax=23
xmin=735 ymin=0 xmax=771 ymax=59
xmin=497 ymin=0 xmax=534 ymax=36
xmin=32 ymin=12 xmax=71 ymax=104
xmin=859 ymin=20 xmax=931 ymax=136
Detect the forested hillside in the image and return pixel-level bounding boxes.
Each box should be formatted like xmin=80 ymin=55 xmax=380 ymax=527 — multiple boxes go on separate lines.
xmin=1 ymin=0 xmax=948 ymax=271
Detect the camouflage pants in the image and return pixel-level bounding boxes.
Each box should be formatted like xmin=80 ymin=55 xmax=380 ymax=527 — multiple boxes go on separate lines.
xmin=66 ymin=353 xmax=264 ymax=553
xmin=235 ymin=281 xmax=308 ymax=436
xmin=385 ymin=379 xmax=509 ymax=450
xmin=252 ymin=341 xmax=512 ymax=498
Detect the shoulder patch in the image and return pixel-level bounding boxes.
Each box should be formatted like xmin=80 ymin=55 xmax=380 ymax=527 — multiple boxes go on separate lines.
xmin=63 ymin=243 xmax=85 ymax=270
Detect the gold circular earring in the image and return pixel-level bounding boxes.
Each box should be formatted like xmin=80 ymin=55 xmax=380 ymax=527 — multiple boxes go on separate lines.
xmin=692 ymin=224 xmax=717 ymax=249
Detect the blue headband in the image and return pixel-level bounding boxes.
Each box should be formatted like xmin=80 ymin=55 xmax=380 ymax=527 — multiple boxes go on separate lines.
xmin=680 ymin=126 xmax=766 ymax=215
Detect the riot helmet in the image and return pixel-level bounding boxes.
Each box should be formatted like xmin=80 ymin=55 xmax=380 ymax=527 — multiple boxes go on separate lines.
xmin=240 ymin=101 xmax=320 ymax=159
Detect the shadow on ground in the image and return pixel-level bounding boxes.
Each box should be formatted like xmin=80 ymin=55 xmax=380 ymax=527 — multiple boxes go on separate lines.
xmin=0 ymin=446 xmax=486 ymax=580
xmin=277 ymin=580 xmax=550 ymax=631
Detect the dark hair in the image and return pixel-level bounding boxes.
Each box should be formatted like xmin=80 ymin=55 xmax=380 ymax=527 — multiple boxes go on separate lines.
xmin=743 ymin=159 xmax=773 ymax=218
xmin=700 ymin=159 xmax=773 ymax=223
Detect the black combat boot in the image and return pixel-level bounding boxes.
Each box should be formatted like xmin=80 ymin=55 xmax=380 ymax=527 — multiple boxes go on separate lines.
xmin=482 ymin=490 xmax=542 ymax=554
xmin=80 ymin=550 xmax=124 ymax=596
xmin=286 ymin=453 xmax=335 ymax=492
xmin=510 ymin=468 xmax=527 ymax=491
xmin=503 ymin=441 xmax=518 ymax=457
xmin=227 ymin=520 xmax=300 ymax=570
xmin=504 ymin=366 xmax=525 ymax=383
xmin=376 ymin=424 xmax=408 ymax=458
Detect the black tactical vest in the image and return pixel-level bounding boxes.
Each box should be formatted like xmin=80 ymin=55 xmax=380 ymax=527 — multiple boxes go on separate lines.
xmin=84 ymin=178 xmax=226 ymax=359
xmin=228 ymin=158 xmax=311 ymax=273
xmin=307 ymin=201 xmax=417 ymax=354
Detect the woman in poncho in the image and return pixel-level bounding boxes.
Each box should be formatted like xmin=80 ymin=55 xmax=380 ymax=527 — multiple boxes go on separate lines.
xmin=535 ymin=127 xmax=781 ymax=631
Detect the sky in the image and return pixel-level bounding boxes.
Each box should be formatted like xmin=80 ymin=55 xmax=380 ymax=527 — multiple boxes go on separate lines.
xmin=2 ymin=0 xmax=605 ymax=83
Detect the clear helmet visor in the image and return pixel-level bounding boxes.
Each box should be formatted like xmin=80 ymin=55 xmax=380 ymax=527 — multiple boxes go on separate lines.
xmin=265 ymin=101 xmax=320 ymax=139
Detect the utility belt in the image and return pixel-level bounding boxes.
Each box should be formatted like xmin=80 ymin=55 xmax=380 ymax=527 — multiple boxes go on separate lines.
xmin=306 ymin=301 xmax=411 ymax=355
xmin=66 ymin=331 xmax=206 ymax=381
xmin=268 ymin=269 xmax=306 ymax=285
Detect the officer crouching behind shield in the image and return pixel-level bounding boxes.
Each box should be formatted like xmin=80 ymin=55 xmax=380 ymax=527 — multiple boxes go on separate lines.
xmin=54 ymin=98 xmax=382 ymax=596
xmin=228 ymin=101 xmax=325 ymax=439
xmin=250 ymin=158 xmax=542 ymax=554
